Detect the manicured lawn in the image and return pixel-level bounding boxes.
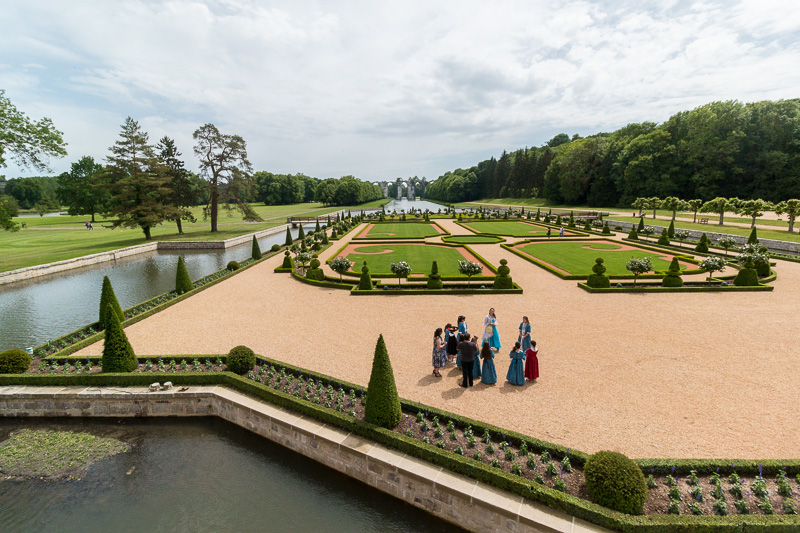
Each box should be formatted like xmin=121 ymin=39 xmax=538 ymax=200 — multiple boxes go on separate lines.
xmin=442 ymin=235 xmax=504 ymax=244
xmin=461 ymin=220 xmax=580 ymax=237
xmin=345 ymin=244 xmax=490 ymax=277
xmin=605 ymin=216 xmax=800 ymax=243
xmin=361 ymin=222 xmax=442 ymax=238
xmin=517 ymin=240 xmax=692 ymax=276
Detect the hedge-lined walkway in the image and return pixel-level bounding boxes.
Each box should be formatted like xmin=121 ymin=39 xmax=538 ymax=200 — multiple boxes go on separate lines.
xmin=76 ymin=218 xmax=800 ymax=460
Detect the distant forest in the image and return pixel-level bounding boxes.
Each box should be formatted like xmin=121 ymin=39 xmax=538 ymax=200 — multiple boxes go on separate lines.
xmin=424 ymin=99 xmax=800 ymax=207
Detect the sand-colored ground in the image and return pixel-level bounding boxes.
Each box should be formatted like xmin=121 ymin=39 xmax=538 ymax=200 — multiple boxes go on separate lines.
xmin=77 ymin=220 xmax=800 ymax=459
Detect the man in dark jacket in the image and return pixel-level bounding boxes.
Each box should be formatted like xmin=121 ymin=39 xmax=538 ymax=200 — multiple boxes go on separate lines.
xmin=456 ymin=334 xmax=477 ymax=387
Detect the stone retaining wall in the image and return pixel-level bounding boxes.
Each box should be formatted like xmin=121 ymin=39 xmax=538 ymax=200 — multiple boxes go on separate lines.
xmin=0 ymin=385 xmax=607 ymax=533
xmin=606 ymin=219 xmax=800 ymax=255
xmin=0 ymin=225 xmax=288 ymax=286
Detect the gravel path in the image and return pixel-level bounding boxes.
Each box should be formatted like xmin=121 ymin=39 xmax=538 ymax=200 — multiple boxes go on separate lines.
xmin=76 ymin=221 xmax=800 ymax=459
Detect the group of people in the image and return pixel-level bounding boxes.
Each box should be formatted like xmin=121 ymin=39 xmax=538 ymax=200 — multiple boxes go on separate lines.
xmin=84 ymin=221 xmax=94 ymax=230
xmin=432 ymin=308 xmax=539 ymax=388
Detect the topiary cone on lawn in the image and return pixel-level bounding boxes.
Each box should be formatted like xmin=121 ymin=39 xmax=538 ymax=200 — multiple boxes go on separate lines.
xmin=251 ymin=235 xmax=262 ymax=260
xmin=364 ymin=335 xmax=401 ymax=429
xmin=99 ymin=276 xmax=124 ymax=330
xmin=175 ymin=256 xmax=193 ymax=294
xmin=101 ymin=304 xmax=137 ymax=373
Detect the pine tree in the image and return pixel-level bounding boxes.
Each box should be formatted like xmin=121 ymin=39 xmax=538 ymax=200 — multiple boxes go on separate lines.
xmin=99 ymin=276 xmax=124 ymax=329
xmin=175 ymin=256 xmax=193 ymax=294
xmin=101 ymin=305 xmax=137 ymax=372
xmin=251 ymin=235 xmax=262 ymax=260
xmin=155 ymin=136 xmax=196 ymax=234
xmin=364 ymin=335 xmax=401 ymax=428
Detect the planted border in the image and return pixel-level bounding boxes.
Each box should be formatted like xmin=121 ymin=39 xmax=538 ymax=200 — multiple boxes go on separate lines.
xmin=352 ymin=220 xmax=451 ymax=240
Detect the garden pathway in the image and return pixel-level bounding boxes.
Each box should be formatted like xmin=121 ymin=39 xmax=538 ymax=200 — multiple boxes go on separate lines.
xmin=76 ymin=220 xmax=800 ymax=460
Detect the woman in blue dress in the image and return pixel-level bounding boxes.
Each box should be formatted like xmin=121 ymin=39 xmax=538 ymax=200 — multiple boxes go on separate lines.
xmin=432 ymin=328 xmax=447 ymax=377
xmin=506 ymin=341 xmax=526 ymax=386
xmin=482 ymin=308 xmax=501 ymax=351
xmin=456 ymin=316 xmax=468 ymax=367
xmin=470 ymin=336 xmax=482 ymax=380
xmin=518 ymin=316 xmax=531 ymax=352
xmin=480 ymin=341 xmax=497 ymax=385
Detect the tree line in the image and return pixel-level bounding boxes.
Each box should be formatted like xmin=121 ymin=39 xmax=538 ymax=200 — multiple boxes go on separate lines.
xmin=254 ymin=172 xmax=383 ymax=206
xmin=425 ymin=99 xmax=800 ymax=207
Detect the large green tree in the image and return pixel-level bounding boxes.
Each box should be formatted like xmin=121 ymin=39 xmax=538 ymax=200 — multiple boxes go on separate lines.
xmin=0 ymin=90 xmax=67 ymax=173
xmin=193 ymin=123 xmax=260 ymax=232
xmin=736 ymin=198 xmax=772 ymax=228
xmin=775 ymin=199 xmax=800 ymax=233
xmin=700 ymin=196 xmax=735 ymax=225
xmin=156 ymin=136 xmax=196 ymax=234
xmin=105 ymin=117 xmax=181 ymax=240
xmin=56 ymin=156 xmax=110 ymax=222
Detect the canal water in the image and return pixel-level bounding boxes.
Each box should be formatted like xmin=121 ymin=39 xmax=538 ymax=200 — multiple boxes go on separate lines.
xmin=0 ymin=417 xmax=462 ymax=533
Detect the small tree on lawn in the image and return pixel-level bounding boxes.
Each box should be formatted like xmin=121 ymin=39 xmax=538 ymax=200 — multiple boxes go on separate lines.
xmin=328 ymin=256 xmax=352 ymax=281
xmin=717 ymin=237 xmax=737 ymax=256
xmin=625 ymin=257 xmax=652 ymax=286
xmin=775 ymin=199 xmax=800 ymax=233
xmin=99 ymin=276 xmax=124 ymax=330
xmin=296 ymin=251 xmax=312 ymax=273
xmin=686 ymin=199 xmax=703 ymax=223
xmin=458 ymin=260 xmax=484 ymax=287
xmin=390 ymin=261 xmax=411 ymax=286
xmin=699 ymin=256 xmax=727 ymax=281
xmin=364 ymin=335 xmax=401 ymax=429
xmin=737 ymin=198 xmax=772 ymax=228
xmin=175 ymin=256 xmax=193 ymax=294
xmin=251 ymin=235 xmax=262 ymax=260
xmin=674 ymin=229 xmax=690 ymax=248
xmin=639 ymin=226 xmax=655 ymax=242
xmin=101 ymin=305 xmax=137 ymax=373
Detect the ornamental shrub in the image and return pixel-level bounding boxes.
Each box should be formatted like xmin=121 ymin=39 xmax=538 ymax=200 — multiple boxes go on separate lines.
xmin=601 ymin=222 xmax=611 ymax=235
xmin=584 ymin=450 xmax=647 ymax=515
xmin=627 ymin=227 xmax=638 ymax=240
xmin=358 ymin=261 xmax=373 ymax=290
xmin=298 ymin=224 xmax=305 ymax=240
xmin=657 ymin=228 xmax=670 ymax=245
xmin=0 ymin=349 xmax=31 ymax=374
xmin=251 ymin=235 xmax=262 ymax=260
xmin=270 ymin=244 xmax=280 ymax=252
xmin=281 ymin=250 xmax=293 ymax=269
xmin=662 ymin=257 xmax=684 ymax=287
xmin=568 ymin=211 xmax=575 ymax=228
xmin=747 ymin=226 xmax=759 ymax=244
xmin=305 ymin=255 xmax=325 ymax=281
xmin=733 ymin=259 xmax=759 ymax=286
xmin=321 ymin=231 xmax=329 ymax=245
xmin=364 ymin=335 xmax=402 ymax=429
xmin=226 ymin=260 xmax=240 ymax=271
xmin=493 ymin=259 xmax=513 ymax=289
xmin=227 ymin=345 xmax=256 ymax=374
xmin=101 ymin=305 xmax=136 ymax=373
xmin=637 ymin=217 xmax=645 ymax=232
xmin=175 ymin=256 xmax=193 ymax=294
xmin=583 ymin=220 xmax=592 ymax=231
xmin=667 ymin=219 xmax=675 ymax=238
xmin=427 ymin=261 xmax=443 ymax=289
xmin=284 ymin=226 xmax=293 ymax=246
xmin=315 ymin=219 xmax=321 ymax=232
xmin=695 ymin=233 xmax=709 ymax=253
xmin=99 ymin=276 xmax=124 ymax=330
xmin=586 ymin=258 xmax=610 ymax=288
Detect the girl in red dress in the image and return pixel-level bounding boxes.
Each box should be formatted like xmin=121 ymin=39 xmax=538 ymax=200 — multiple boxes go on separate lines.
xmin=524 ymin=340 xmax=539 ymax=380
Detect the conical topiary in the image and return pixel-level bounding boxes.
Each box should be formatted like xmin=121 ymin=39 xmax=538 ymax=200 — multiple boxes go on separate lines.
xmin=662 ymin=257 xmax=683 ymax=287
xmin=667 ymin=220 xmax=675 ymax=238
xmin=358 ymin=261 xmax=373 ymax=290
xmin=568 ymin=211 xmax=575 ymax=228
xmin=584 ymin=220 xmax=592 ymax=231
xmin=364 ymin=335 xmax=401 ymax=429
xmin=637 ymin=217 xmax=645 ymax=232
xmin=281 ymin=250 xmax=294 ymax=269
xmin=695 ymin=233 xmax=709 ymax=253
xmin=733 ymin=259 xmax=759 ymax=286
xmin=627 ymin=227 xmax=639 ymax=240
xmin=251 ymin=235 xmax=262 ymax=260
xmin=586 ymin=258 xmax=610 ymax=288
xmin=99 ymin=276 xmax=125 ymax=330
xmin=426 ymin=261 xmax=443 ymax=289
xmin=298 ymin=224 xmax=305 ymax=240
xmin=321 ymin=230 xmax=329 ymax=244
xmin=175 ymin=256 xmax=193 ymax=294
xmin=315 ymin=219 xmax=321 ymax=232
xmin=101 ymin=304 xmax=137 ymax=373
xmin=601 ymin=222 xmax=611 ymax=235
xmin=657 ymin=228 xmax=670 ymax=245
xmin=493 ymin=259 xmax=513 ymax=289
xmin=284 ymin=226 xmax=292 ymax=246
xmin=747 ymin=226 xmax=759 ymax=244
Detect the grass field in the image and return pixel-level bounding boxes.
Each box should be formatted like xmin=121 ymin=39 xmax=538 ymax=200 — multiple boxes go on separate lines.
xmin=517 ymin=240 xmax=693 ymax=276
xmin=442 ymin=235 xmax=504 ymax=244
xmin=360 ymin=222 xmax=442 ymax=238
xmin=604 ymin=216 xmax=800 ymax=244
xmin=345 ymin=243 xmax=490 ymax=277
xmin=461 ymin=220 xmax=580 ymax=237
xmin=2 ymin=200 xmax=389 ymax=273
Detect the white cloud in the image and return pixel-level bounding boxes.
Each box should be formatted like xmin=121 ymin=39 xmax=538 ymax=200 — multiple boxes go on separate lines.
xmin=1 ymin=0 xmax=799 ymax=180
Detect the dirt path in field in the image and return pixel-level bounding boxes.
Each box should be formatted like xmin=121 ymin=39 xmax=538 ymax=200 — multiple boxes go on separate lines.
xmin=76 ymin=219 xmax=800 ymax=459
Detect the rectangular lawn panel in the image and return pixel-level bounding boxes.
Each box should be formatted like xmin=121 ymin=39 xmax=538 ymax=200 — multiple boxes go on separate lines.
xmin=461 ymin=221 xmax=581 ymax=237
xmin=345 ymin=243 xmax=491 ymax=277
xmin=360 ymin=223 xmax=443 ymax=239
xmin=517 ymin=240 xmax=689 ymax=276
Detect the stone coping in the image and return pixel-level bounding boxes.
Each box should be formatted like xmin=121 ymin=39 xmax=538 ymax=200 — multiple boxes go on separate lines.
xmin=0 ymin=225 xmax=288 ymax=286
xmin=0 ymin=385 xmax=609 ymax=533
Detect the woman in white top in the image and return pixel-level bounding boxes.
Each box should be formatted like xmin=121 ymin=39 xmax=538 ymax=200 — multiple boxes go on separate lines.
xmin=482 ymin=308 xmax=501 ymax=351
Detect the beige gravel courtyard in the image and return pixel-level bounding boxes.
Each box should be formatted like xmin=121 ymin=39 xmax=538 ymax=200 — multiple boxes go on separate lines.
xmin=77 ymin=218 xmax=800 ymax=460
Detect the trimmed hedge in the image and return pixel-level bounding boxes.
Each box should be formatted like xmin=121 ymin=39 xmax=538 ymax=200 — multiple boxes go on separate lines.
xmin=99 ymin=275 xmax=124 ymax=329
xmin=351 ymin=283 xmax=523 ymax=295
xmin=101 ymin=306 xmax=136 ymax=373
xmin=227 ymin=345 xmax=256 ymax=374
xmin=364 ymin=335 xmax=401 ymax=428
xmin=585 ymin=451 xmax=648 ymax=515
xmin=0 ymin=349 xmax=31 ymax=374
xmin=578 ymin=282 xmax=774 ymax=293
xmin=175 ymin=256 xmax=193 ymax=294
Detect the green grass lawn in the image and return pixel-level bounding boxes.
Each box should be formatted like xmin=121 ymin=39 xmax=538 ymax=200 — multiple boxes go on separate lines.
xmin=442 ymin=235 xmax=504 ymax=244
xmin=361 ymin=222 xmax=442 ymax=238
xmin=517 ymin=241 xmax=688 ymax=276
xmin=605 ymin=216 xmax=800 ymax=243
xmin=345 ymin=243 xmax=491 ymax=277
xmin=2 ymin=200 xmax=389 ymax=273
xmin=461 ymin=220 xmax=580 ymax=237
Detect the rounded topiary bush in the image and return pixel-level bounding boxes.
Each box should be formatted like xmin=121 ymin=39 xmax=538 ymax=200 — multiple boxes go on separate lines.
xmin=0 ymin=349 xmax=31 ymax=374
xmin=427 ymin=261 xmax=443 ymax=289
xmin=584 ymin=450 xmax=647 ymax=515
xmin=492 ymin=259 xmax=513 ymax=289
xmin=281 ymin=251 xmax=293 ymax=269
xmin=627 ymin=227 xmax=639 ymax=240
xmin=305 ymin=256 xmax=325 ymax=281
xmin=661 ymin=257 xmax=683 ymax=287
xmin=227 ymin=260 xmax=240 ymax=271
xmin=695 ymin=233 xmax=709 ymax=253
xmin=270 ymin=243 xmax=280 ymax=252
xmin=734 ymin=259 xmax=759 ymax=286
xmin=358 ymin=261 xmax=373 ymax=291
xmin=657 ymin=229 xmax=670 ymax=245
xmin=586 ymin=258 xmax=610 ymax=288
xmin=227 ymin=345 xmax=256 ymax=374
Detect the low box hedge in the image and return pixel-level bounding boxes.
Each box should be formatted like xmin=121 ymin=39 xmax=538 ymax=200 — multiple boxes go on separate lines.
xmin=350 ymin=282 xmax=523 ymax=295
xmin=577 ymin=282 xmax=774 ymax=293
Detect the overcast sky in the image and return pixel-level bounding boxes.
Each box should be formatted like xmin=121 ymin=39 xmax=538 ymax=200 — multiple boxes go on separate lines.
xmin=2 ymin=0 xmax=799 ymax=182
